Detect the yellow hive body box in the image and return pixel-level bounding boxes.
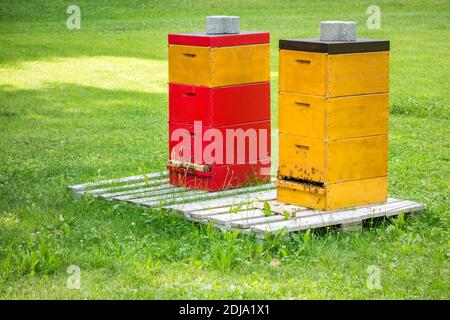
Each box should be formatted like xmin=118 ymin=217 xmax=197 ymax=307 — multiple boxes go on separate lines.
xmin=169 ymin=44 xmax=270 ymax=87
xmin=278 ymin=133 xmax=388 ymax=183
xmin=278 ymin=92 xmax=389 ymax=139
xmin=279 ymin=50 xmax=389 ymax=97
xmin=275 ymin=176 xmax=388 ymax=211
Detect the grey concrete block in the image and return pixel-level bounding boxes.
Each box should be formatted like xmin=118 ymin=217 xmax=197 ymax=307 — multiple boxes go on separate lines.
xmin=206 ymin=16 xmax=240 ymax=34
xmin=320 ymin=21 xmax=357 ymax=41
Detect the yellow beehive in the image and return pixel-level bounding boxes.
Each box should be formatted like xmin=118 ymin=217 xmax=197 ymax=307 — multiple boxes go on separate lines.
xmin=276 ymin=38 xmax=390 ymax=210
xmin=169 ymin=44 xmax=270 ymax=87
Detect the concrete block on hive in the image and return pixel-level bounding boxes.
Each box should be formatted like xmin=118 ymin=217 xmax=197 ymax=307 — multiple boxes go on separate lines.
xmin=320 ymin=21 xmax=357 ymax=41
xmin=206 ymin=16 xmax=240 ymax=34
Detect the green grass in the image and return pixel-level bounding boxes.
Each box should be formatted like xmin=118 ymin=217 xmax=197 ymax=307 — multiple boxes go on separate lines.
xmin=0 ymin=0 xmax=449 ymax=299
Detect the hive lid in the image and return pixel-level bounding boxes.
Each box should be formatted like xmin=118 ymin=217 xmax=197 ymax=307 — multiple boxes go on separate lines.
xmin=279 ymin=38 xmax=389 ymax=54
xmin=168 ymin=31 xmax=270 ymax=47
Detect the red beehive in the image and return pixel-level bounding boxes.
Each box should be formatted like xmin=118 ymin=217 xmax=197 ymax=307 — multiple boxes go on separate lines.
xmin=167 ymin=29 xmax=271 ymax=191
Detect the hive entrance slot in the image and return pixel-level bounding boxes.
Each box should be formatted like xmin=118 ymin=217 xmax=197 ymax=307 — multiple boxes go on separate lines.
xmin=183 ymin=53 xmax=196 ymax=58
xmin=279 ymin=176 xmax=325 ymax=188
xmin=295 ymin=59 xmax=310 ymax=64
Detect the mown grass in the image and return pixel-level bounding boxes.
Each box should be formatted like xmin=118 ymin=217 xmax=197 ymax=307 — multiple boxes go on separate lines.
xmin=0 ymin=0 xmax=449 ymax=299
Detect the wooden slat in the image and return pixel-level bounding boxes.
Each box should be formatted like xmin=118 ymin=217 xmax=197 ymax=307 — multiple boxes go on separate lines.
xmin=169 ymin=189 xmax=276 ymax=214
xmin=188 ymin=199 xmax=282 ymax=220
xmin=189 ymin=206 xmax=247 ymax=219
xmin=114 ymin=186 xmax=203 ymax=201
xmin=214 ymin=205 xmax=314 ymax=229
xmin=87 ymin=178 xmax=169 ymax=197
xmin=128 ymin=188 xmax=206 ymax=206
xmin=252 ymin=199 xmax=424 ymax=234
xmin=253 ymin=201 xmax=308 ymax=216
xmin=253 ymin=201 xmax=396 ymax=233
xmin=385 ymin=201 xmax=425 ymax=216
xmin=100 ymin=183 xmax=174 ymax=199
xmin=209 ymin=209 xmax=265 ymax=225
xmin=231 ymin=215 xmax=288 ymax=229
xmin=68 ymin=171 xmax=168 ymax=192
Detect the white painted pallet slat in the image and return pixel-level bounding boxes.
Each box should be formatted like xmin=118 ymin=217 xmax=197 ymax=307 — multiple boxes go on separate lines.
xmin=101 ymin=183 xmax=175 ymax=199
xmin=69 ymin=171 xmax=168 ymax=192
xmin=129 ymin=190 xmax=204 ymax=207
xmin=188 ymin=199 xmax=279 ymax=219
xmin=232 ymin=215 xmax=288 ymax=229
xmin=113 ymin=187 xmax=188 ymax=201
xmin=69 ymin=171 xmax=426 ymax=236
xmin=90 ymin=178 xmax=169 ymax=197
xmin=85 ymin=181 xmax=156 ymax=196
xmin=254 ymin=201 xmax=393 ymax=233
xmin=209 ymin=209 xmax=265 ymax=225
xmin=170 ymin=190 xmax=276 ymax=214
xmin=251 ymin=200 xmax=425 ymax=234
xmin=118 ymin=187 xmax=204 ymax=202
xmin=189 ymin=206 xmax=244 ymax=218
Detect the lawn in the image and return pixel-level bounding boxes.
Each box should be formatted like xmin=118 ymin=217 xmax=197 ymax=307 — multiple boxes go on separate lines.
xmin=0 ymin=0 xmax=449 ymax=299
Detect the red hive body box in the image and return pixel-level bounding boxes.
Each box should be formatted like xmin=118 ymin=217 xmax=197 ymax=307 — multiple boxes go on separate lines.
xmin=168 ymin=162 xmax=270 ymax=191
xmin=167 ymin=31 xmax=271 ymax=191
xmin=168 ymin=120 xmax=271 ymax=165
xmin=169 ymin=82 xmax=270 ymax=127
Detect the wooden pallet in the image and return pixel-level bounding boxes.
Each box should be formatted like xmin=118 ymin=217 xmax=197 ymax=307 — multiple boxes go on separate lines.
xmin=69 ymin=171 xmax=426 ymax=237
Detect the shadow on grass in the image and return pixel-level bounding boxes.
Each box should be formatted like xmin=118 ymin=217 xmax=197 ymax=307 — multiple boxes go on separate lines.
xmin=0 ymin=83 xmax=168 ymax=198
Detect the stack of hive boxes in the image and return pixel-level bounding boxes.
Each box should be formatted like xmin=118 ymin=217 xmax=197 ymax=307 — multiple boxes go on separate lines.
xmin=167 ymin=16 xmax=271 ymax=191
xmin=276 ymin=21 xmax=390 ymax=210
